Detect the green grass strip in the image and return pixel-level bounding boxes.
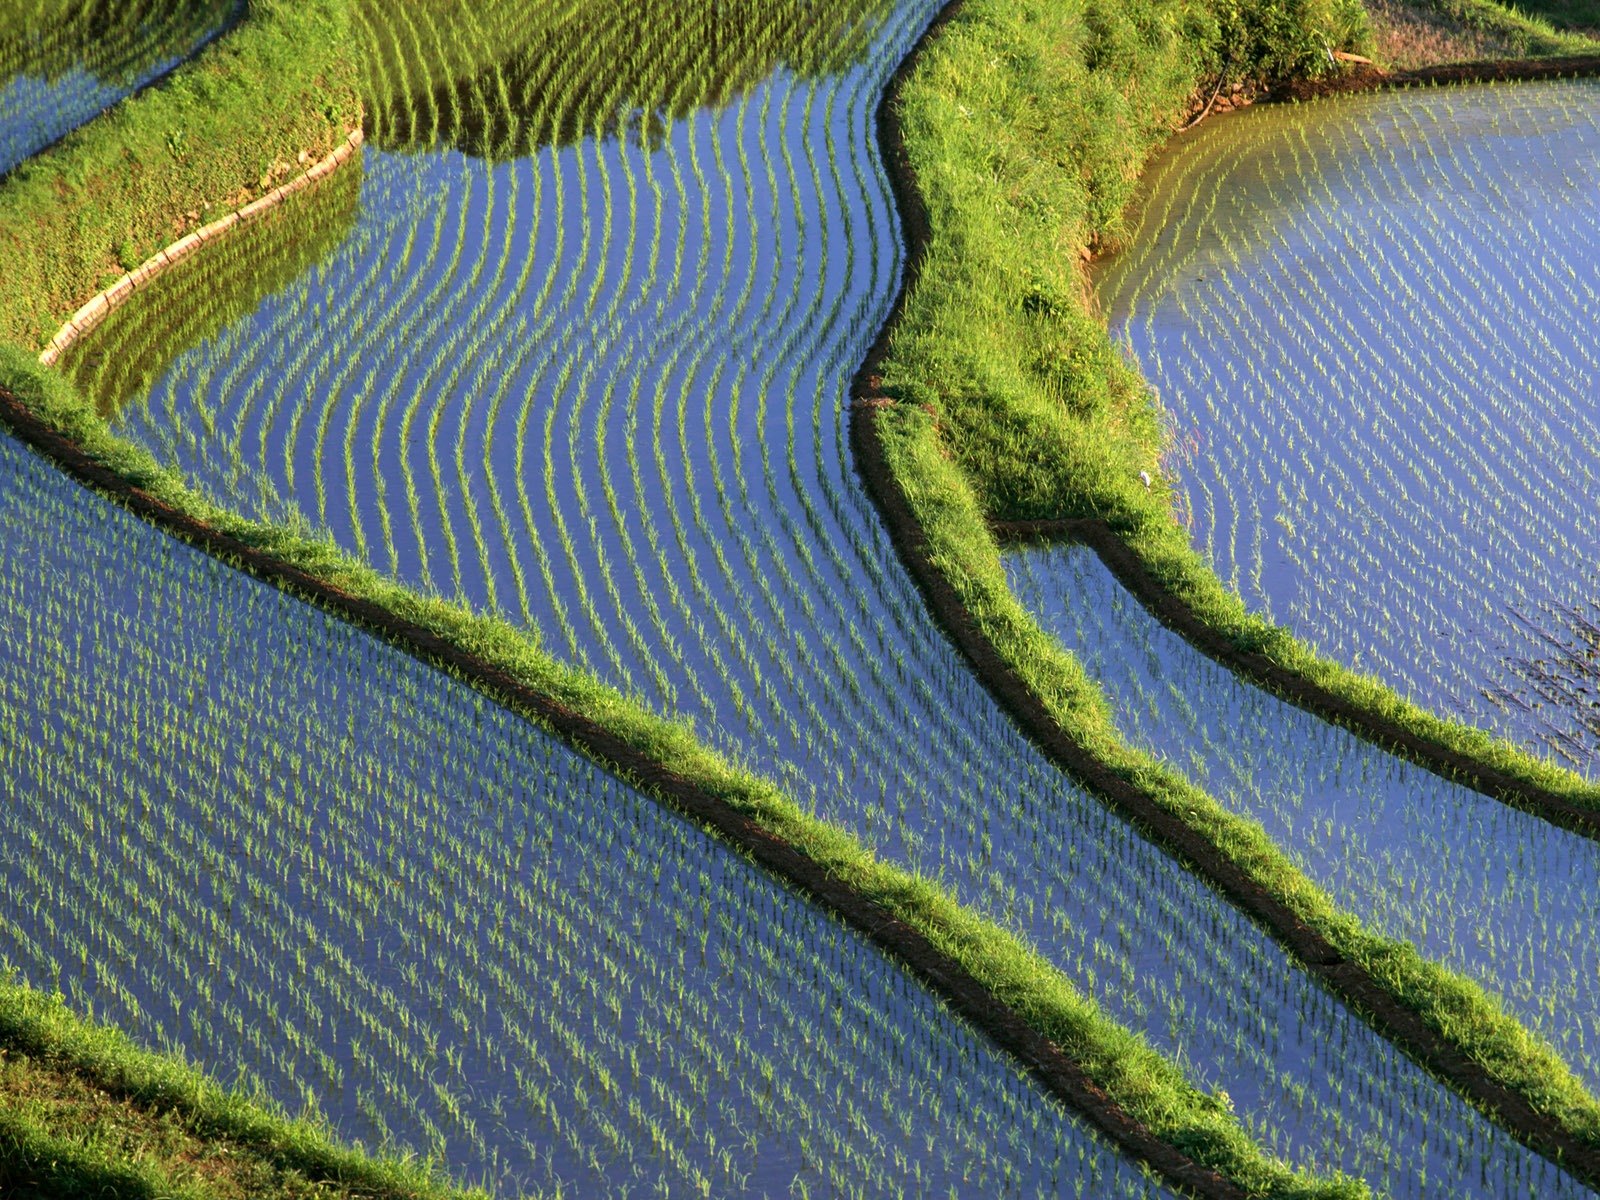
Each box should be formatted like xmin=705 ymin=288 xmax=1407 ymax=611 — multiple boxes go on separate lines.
xmin=879 ymin=0 xmax=1600 ymax=811
xmin=0 ymin=979 xmax=488 ymax=1199
xmin=0 ymin=0 xmax=361 ymax=352
xmin=1400 ymin=0 xmax=1600 ymax=56
xmin=0 ymin=1113 xmax=184 ymax=1200
xmin=0 ymin=0 xmax=1505 ymax=1190
xmin=872 ymin=0 xmax=1600 ymax=1169
xmin=0 ymin=337 xmax=1362 ymax=1199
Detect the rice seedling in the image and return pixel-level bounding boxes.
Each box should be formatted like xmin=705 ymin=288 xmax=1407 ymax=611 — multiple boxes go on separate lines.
xmin=1095 ymin=79 xmax=1600 ymax=775
xmin=0 ymin=427 xmax=1174 ymax=1200
xmin=39 ymin=0 xmax=1600 ymax=1193
xmin=10 ymin=0 xmax=1600 ymax=1194
xmin=1012 ymin=541 xmax=1600 ymax=1102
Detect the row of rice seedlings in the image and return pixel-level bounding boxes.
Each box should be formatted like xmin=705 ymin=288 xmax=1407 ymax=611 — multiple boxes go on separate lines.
xmin=0 ymin=427 xmax=1174 ymax=1200
xmin=1095 ymin=79 xmax=1600 ymax=774
xmin=1010 ymin=540 xmax=1600 ymax=1096
xmin=58 ymin=152 xmax=364 ymax=421
xmin=67 ymin=2 xmax=1600 ymax=1192
xmin=350 ymin=0 xmax=888 ymax=161
xmin=0 ymin=0 xmax=241 ymax=177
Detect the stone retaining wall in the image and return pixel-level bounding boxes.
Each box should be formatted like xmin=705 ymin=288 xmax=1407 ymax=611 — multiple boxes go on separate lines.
xmin=38 ymin=128 xmax=365 ymax=368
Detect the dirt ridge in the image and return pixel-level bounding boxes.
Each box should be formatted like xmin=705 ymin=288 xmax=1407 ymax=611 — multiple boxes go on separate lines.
xmin=38 ymin=128 xmax=365 ymax=369
xmin=1270 ymin=54 xmax=1600 ymax=101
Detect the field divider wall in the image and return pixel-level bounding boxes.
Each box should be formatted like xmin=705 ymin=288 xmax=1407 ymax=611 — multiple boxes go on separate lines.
xmin=991 ymin=517 xmax=1600 ymax=840
xmin=37 ymin=128 xmax=364 ymax=369
xmin=854 ymin=1 xmax=1600 ymax=1187
xmin=0 ymin=370 xmax=1329 ymax=1200
xmin=0 ymin=9 xmax=1390 ymax=1193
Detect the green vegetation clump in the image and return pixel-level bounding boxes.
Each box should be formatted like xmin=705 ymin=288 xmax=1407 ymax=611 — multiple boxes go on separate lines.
xmin=0 ymin=0 xmax=360 ymax=351
xmin=56 ymin=153 xmax=363 ymax=416
xmin=875 ymin=0 xmax=1600 ymax=1163
xmin=0 ymin=979 xmax=485 ymax=1199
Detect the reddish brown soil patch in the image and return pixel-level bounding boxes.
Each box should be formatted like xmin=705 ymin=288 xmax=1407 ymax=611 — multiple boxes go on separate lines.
xmin=1270 ymin=53 xmax=1600 ymax=101
xmin=1365 ymin=0 xmax=1532 ymax=72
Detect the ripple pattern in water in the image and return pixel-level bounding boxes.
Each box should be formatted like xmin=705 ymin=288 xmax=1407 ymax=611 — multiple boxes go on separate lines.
xmin=58 ymin=9 xmax=1600 ymax=1195
xmin=1009 ymin=541 xmax=1600 ymax=1098
xmin=0 ymin=429 xmax=1170 ymax=1200
xmin=1096 ymin=80 xmax=1600 ymax=774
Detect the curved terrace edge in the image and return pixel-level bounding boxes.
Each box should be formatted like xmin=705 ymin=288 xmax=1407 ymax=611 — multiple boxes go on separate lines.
xmin=38 ymin=128 xmax=365 ymax=368
xmin=0 ymin=5 xmax=1329 ymax=1195
xmin=850 ymin=2 xmax=1600 ymax=1187
xmin=0 ymin=377 xmax=1256 ymax=1200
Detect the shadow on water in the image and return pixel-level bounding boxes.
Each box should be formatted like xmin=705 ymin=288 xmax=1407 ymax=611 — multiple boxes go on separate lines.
xmin=1091 ymin=80 xmax=1600 ymax=774
xmin=356 ymin=0 xmax=889 ymax=157
xmin=58 ymin=158 xmax=364 ymax=422
xmin=1503 ymin=593 xmax=1600 ymax=763
xmin=0 ymin=0 xmax=243 ymax=176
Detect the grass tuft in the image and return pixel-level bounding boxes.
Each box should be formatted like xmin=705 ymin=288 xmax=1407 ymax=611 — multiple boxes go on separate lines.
xmin=0 ymin=333 xmax=1358 ymax=1197
xmin=0 ymin=978 xmax=489 ymax=1199
xmin=0 ymin=0 xmax=360 ymax=351
xmin=875 ymin=0 xmax=1600 ymax=1167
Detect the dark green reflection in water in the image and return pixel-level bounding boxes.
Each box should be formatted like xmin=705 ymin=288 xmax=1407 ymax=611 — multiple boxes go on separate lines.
xmin=354 ymin=0 xmax=889 ymax=157
xmin=59 ymin=157 xmax=363 ymax=421
xmin=0 ymin=0 xmax=241 ymax=175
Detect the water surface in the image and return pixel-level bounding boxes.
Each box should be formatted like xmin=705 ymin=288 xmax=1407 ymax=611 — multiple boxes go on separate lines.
xmin=0 ymin=429 xmax=1158 ymax=1199
xmin=0 ymin=0 xmax=239 ymax=176
xmin=1097 ymin=80 xmax=1600 ymax=773
xmin=58 ymin=10 xmax=1600 ymax=1194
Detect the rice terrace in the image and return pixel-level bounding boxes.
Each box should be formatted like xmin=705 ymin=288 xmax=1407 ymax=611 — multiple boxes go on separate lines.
xmin=3 ymin=0 xmax=1600 ymax=1197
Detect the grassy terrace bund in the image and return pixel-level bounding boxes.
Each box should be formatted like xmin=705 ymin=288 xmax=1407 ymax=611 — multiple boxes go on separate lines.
xmin=861 ymin=0 xmax=1600 ymax=1185
xmin=2 ymin=0 xmax=1600 ymax=1196
xmin=0 ymin=981 xmax=485 ymax=1199
xmin=865 ymin=6 xmax=1600 ymax=832
xmin=0 ymin=4 xmax=1368 ymax=1195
